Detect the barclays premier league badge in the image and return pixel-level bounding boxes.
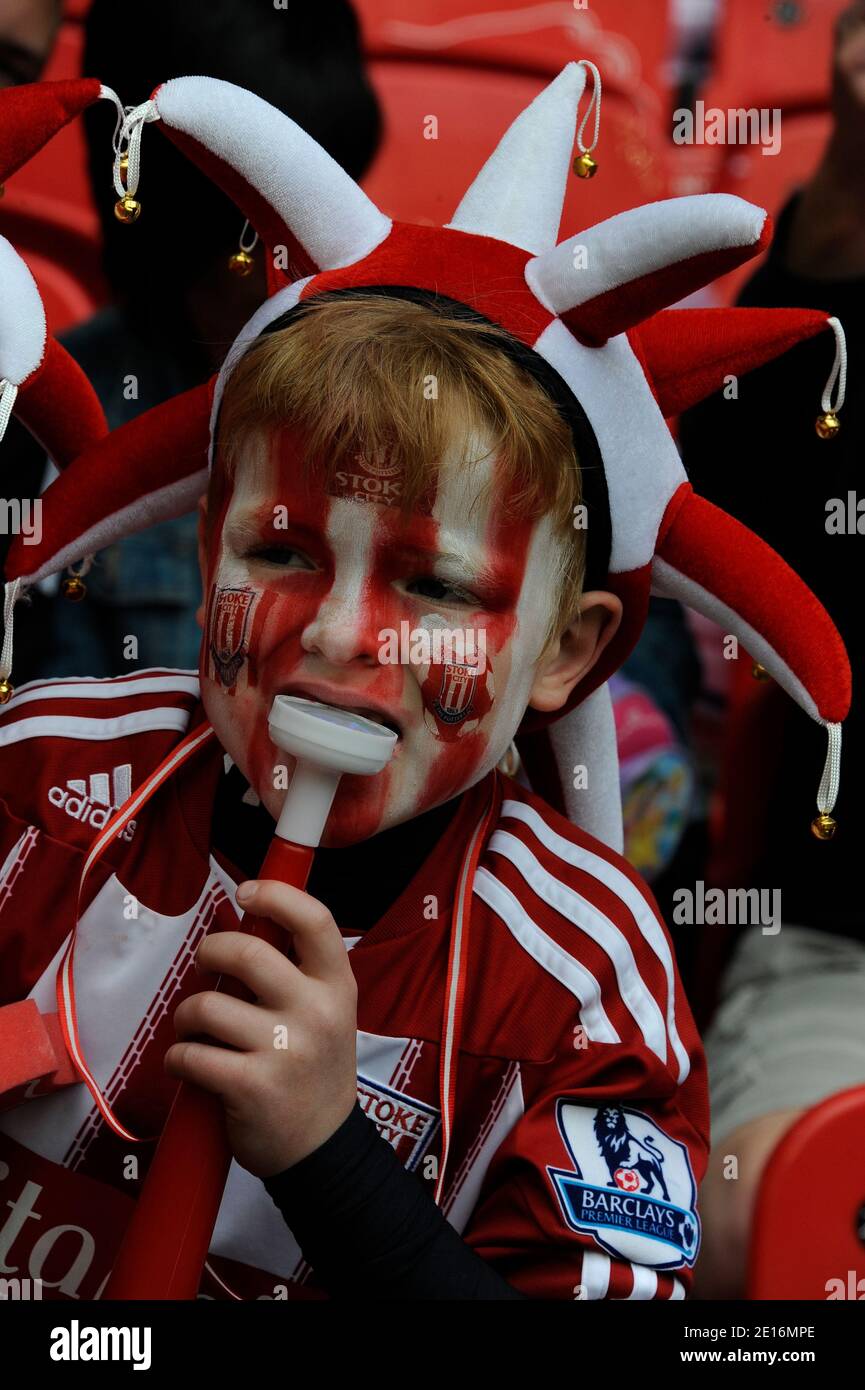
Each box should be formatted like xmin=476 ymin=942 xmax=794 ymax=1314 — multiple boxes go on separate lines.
xmin=547 ymin=1102 xmax=700 ymax=1269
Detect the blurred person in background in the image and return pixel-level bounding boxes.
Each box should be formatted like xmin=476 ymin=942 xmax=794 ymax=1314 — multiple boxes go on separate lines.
xmin=5 ymin=0 xmax=380 ymax=679
xmin=0 ymin=0 xmax=61 ymax=87
xmin=679 ymin=1 xmax=865 ymax=1299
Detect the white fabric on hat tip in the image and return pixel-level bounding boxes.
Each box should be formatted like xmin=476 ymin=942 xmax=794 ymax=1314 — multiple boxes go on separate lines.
xmin=446 ymin=62 xmax=588 ymax=256
xmin=525 ymin=194 xmax=768 ymax=318
xmin=0 ymin=236 xmax=47 ymax=385
xmin=153 ymin=76 xmax=391 ymax=273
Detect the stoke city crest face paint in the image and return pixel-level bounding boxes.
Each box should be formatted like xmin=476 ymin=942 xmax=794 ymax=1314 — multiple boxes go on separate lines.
xmin=198 ymin=424 xmax=561 ymax=846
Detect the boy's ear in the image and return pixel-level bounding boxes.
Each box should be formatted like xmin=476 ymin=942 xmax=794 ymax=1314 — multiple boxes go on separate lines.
xmin=195 ymin=495 xmax=209 ymax=630
xmin=528 ymin=591 xmax=623 ymax=714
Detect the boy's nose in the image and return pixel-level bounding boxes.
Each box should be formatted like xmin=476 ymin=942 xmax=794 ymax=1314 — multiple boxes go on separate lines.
xmin=301 ymin=590 xmax=382 ymax=667
xmin=300 ymin=499 xmax=389 ymax=667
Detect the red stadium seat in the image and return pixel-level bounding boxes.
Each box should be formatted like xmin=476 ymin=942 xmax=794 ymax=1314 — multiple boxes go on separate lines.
xmin=748 ymin=1086 xmax=865 ymax=1300
xmin=704 ymin=0 xmax=847 ymax=114
xmin=361 ymin=63 xmax=669 ymax=232
xmin=357 ymin=2 xmax=674 ymax=230
xmin=356 ymin=0 xmax=671 ymax=105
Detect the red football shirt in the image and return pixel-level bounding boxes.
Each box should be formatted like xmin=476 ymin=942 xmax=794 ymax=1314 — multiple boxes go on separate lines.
xmin=0 ymin=669 xmax=708 ymax=1300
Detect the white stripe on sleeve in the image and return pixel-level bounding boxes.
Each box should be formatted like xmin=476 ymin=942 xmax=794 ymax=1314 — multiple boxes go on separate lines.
xmin=473 ymin=866 xmax=620 ymax=1045
xmin=501 ymin=799 xmax=691 ymax=1083
xmin=489 ymin=829 xmax=669 ymax=1066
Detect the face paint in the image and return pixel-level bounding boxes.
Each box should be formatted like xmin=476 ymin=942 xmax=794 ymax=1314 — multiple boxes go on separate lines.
xmin=414 ymin=610 xmax=496 ymax=742
xmin=199 ymin=421 xmax=563 ymax=847
xmin=207 ymin=586 xmax=261 ymax=690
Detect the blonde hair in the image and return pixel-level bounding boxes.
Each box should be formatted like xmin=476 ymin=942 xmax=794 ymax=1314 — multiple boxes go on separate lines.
xmin=213 ymin=294 xmax=586 ymax=643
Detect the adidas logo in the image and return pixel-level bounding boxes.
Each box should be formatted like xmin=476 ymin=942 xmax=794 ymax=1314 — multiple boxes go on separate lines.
xmin=48 ymin=765 xmax=137 ymax=841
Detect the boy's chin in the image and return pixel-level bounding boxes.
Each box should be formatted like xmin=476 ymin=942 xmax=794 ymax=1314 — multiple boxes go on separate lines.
xmin=319 ymin=794 xmax=413 ymax=848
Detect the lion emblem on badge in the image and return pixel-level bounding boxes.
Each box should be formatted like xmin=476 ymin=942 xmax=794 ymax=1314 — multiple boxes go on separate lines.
xmin=593 ymin=1105 xmax=671 ymax=1200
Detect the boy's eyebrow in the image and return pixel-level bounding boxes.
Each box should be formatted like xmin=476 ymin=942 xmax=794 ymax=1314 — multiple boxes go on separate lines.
xmin=395 ymin=541 xmax=493 ymax=586
xmin=224 ymin=511 xmax=322 ymax=549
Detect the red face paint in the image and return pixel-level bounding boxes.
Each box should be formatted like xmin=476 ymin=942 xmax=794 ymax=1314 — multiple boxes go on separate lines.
xmin=199 ymin=423 xmax=556 ymax=846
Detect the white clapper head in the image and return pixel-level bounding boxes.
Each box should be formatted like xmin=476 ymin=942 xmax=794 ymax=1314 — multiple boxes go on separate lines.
xmin=268 ymin=695 xmax=398 ymax=847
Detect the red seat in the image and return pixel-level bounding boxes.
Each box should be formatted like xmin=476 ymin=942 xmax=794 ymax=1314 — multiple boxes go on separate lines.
xmin=748 ymin=1086 xmax=865 ymax=1299
xmin=704 ymin=0 xmax=846 ymax=115
xmin=357 ymin=0 xmax=671 ymax=106
xmin=357 ymin=1 xmax=674 ymax=230
xmin=361 ymin=62 xmax=670 ymax=232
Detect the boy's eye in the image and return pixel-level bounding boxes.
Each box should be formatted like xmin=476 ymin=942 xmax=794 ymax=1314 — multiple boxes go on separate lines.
xmin=245 ymin=545 xmax=316 ymax=570
xmin=405 ymin=575 xmax=478 ymax=606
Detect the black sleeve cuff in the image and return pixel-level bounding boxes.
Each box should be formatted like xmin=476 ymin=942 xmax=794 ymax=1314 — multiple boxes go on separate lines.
xmin=262 ymin=1101 xmax=525 ymax=1300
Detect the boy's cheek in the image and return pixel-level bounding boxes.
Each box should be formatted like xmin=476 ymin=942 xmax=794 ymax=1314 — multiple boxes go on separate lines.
xmin=413 ymin=607 xmax=519 ymax=744
xmin=202 ymin=580 xmax=313 ymax=695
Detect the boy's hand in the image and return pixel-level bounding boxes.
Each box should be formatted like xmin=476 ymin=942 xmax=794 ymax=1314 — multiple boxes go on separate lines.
xmin=165 ymin=881 xmax=358 ymax=1178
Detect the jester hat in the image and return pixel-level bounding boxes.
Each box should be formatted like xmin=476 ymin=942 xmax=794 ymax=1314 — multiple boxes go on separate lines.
xmin=0 ymin=67 xmax=851 ymax=850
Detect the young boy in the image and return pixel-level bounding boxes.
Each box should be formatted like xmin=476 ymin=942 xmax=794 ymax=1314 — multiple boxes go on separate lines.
xmin=178 ymin=288 xmax=709 ymax=1298
xmin=0 ymin=64 xmax=848 ymax=1303
xmin=0 ymin=288 xmax=705 ymax=1301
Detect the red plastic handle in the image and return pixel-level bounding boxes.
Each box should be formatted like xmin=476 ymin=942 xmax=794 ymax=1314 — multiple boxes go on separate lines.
xmin=104 ymin=837 xmax=314 ymax=1301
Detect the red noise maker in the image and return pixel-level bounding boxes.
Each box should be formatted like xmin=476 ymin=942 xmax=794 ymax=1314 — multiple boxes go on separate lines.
xmin=104 ymin=696 xmax=397 ymax=1301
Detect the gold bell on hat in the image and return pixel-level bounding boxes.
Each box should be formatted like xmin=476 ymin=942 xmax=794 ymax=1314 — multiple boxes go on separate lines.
xmin=0 ymin=678 xmax=13 ymax=704
xmin=114 ymin=193 xmax=141 ymax=224
xmin=816 ymin=411 xmax=841 ymax=440
xmin=811 ymin=812 xmax=837 ymax=840
xmin=228 ymin=248 xmax=255 ymax=277
xmin=61 ymin=574 xmax=87 ymax=601
xmin=573 ymin=151 xmax=598 ymax=179
xmin=751 ymin=662 xmax=770 ymax=681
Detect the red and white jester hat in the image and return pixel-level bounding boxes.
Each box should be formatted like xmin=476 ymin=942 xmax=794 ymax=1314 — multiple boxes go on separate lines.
xmin=0 ymin=66 xmax=852 ymax=851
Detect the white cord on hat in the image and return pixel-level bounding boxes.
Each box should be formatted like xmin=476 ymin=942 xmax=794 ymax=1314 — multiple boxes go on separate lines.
xmin=0 ymin=577 xmax=24 ymax=687
xmin=112 ymin=99 xmax=160 ymax=200
xmin=99 ymin=84 xmax=126 ymax=153
xmin=0 ymin=379 xmax=18 ymax=448
xmin=817 ymin=721 xmax=842 ymax=816
xmin=822 ymin=317 xmax=847 ymax=415
xmin=576 ymin=60 xmax=602 ymax=154
xmin=239 ymin=220 xmax=259 ymax=255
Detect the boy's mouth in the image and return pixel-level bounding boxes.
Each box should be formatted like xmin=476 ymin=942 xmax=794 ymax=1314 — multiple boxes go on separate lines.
xmin=277 ymin=683 xmax=404 ymax=741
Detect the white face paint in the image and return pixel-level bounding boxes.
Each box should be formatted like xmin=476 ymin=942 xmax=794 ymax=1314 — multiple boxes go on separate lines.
xmin=199 ymin=423 xmax=563 ymax=846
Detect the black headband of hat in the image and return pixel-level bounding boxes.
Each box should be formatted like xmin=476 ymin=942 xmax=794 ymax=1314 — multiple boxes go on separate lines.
xmin=221 ymin=284 xmax=612 ymax=592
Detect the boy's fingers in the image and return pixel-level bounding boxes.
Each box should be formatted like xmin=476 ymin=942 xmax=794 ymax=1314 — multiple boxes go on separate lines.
xmin=237 ymin=880 xmax=352 ymax=982
xmin=173 ymin=989 xmax=269 ymax=1051
xmin=164 ymin=1039 xmax=249 ymax=1097
xmin=197 ymin=930 xmax=296 ymax=1007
